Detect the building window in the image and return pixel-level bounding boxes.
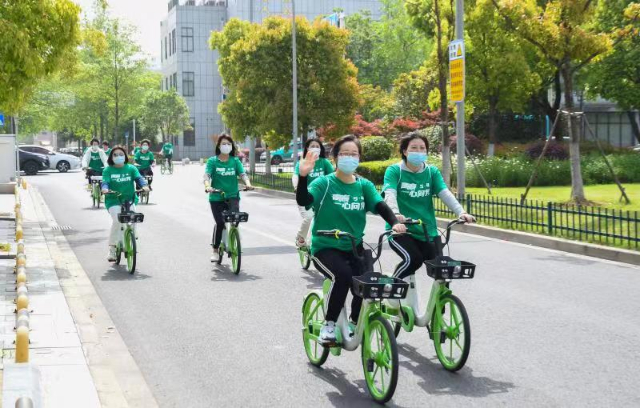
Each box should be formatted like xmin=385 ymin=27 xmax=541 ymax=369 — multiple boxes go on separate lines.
xmin=181 ymin=27 xmax=194 ymax=52
xmin=184 ymin=118 xmax=196 ymax=146
xmin=182 ymin=72 xmax=195 ymax=97
xmin=161 ymin=40 xmax=163 ymax=62
xmin=169 ymin=31 xmax=173 ymax=56
xmin=172 ymin=29 xmax=177 ymax=54
xmin=165 ymin=77 xmax=169 ymax=90
xmin=172 ymin=73 xmax=178 ymax=91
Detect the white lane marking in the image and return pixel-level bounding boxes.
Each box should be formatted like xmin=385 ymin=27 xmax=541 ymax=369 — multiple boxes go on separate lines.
xmin=241 ymin=224 xmax=296 ymax=248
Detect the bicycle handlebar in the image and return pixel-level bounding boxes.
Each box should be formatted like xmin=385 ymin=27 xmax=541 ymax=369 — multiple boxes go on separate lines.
xmin=205 ymin=186 xmax=254 ymax=194
xmin=316 ymin=229 xmax=395 ymax=263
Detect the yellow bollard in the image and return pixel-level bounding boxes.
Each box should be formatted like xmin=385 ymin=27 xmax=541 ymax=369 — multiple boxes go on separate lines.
xmin=16 ymin=294 xmax=29 ymax=312
xmin=15 ymin=326 xmax=29 ymax=363
xmin=16 ymin=225 xmax=23 ymax=241
xmin=16 ymin=255 xmax=26 ymax=267
xmin=17 ymin=241 xmax=25 ymax=254
xmin=22 ymin=179 xmax=27 ymax=189
xmin=15 ymin=201 xmax=21 ymax=210
xmin=16 ymin=272 xmax=27 ymax=284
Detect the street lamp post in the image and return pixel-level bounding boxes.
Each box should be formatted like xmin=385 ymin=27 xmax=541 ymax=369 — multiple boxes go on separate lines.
xmin=455 ymin=0 xmax=466 ymax=198
xmin=291 ymin=0 xmax=299 ymax=166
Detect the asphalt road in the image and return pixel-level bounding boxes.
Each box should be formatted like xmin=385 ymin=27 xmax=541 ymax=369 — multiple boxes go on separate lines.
xmin=27 ymin=166 xmax=640 ymax=408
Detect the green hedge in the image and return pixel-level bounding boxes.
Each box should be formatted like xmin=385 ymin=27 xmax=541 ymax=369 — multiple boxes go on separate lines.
xmin=358 ymin=153 xmax=640 ymax=187
xmin=360 ymin=136 xmax=395 ymax=162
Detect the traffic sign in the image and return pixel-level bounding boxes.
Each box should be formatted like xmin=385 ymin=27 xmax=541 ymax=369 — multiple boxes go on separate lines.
xmin=0 ymin=114 xmax=4 ymax=127
xmin=449 ymin=40 xmax=465 ymax=102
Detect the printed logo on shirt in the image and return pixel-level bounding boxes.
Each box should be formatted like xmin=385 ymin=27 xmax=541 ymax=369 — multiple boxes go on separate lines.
xmin=310 ymin=169 xmax=325 ymax=178
xmin=332 ymin=194 xmax=365 ymax=211
xmin=112 ymin=173 xmax=132 ymax=183
xmin=216 ymin=167 xmax=236 ymax=176
xmin=402 ymin=182 xmax=431 ymax=198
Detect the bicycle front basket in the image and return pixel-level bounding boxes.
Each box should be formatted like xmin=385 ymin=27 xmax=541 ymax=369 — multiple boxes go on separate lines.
xmin=223 ymin=211 xmax=249 ymax=223
xmin=118 ymin=212 xmax=144 ymax=224
xmin=352 ymin=273 xmax=409 ymax=300
xmin=425 ymin=256 xmax=475 ymax=280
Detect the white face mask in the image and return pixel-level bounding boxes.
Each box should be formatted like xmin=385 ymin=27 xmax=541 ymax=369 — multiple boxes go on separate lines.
xmin=91 ymin=145 xmax=99 ymax=152
xmin=220 ymin=144 xmax=232 ymax=155
xmin=308 ymin=147 xmax=321 ymax=156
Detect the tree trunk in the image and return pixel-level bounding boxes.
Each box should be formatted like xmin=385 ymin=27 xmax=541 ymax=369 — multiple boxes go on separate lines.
xmin=434 ymin=0 xmax=451 ymax=185
xmin=627 ymin=110 xmax=640 ymax=144
xmin=487 ymin=99 xmax=498 ymax=157
xmin=561 ymin=66 xmax=586 ymax=204
xmin=265 ymin=148 xmax=272 ymax=175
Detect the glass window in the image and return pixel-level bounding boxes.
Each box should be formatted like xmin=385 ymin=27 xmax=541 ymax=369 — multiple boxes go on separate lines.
xmin=181 ymin=27 xmax=194 ymax=52
xmin=169 ymin=31 xmax=173 ymax=56
xmin=184 ymin=118 xmax=196 ymax=146
xmin=172 ymin=73 xmax=178 ymax=91
xmin=172 ymin=29 xmax=177 ymax=54
xmin=182 ymin=72 xmax=195 ymax=97
xmin=164 ymin=36 xmax=168 ymax=59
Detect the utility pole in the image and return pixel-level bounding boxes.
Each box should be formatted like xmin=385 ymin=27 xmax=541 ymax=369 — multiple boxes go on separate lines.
xmin=291 ymin=0 xmax=299 ymax=166
xmin=455 ymin=0 xmax=466 ymax=198
xmin=132 ymin=119 xmax=136 ymax=148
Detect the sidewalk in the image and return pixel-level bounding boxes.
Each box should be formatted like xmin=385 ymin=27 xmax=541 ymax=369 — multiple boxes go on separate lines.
xmin=0 ymin=185 xmax=157 ymax=407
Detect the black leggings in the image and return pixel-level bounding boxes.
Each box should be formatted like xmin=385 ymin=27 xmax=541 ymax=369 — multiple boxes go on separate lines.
xmin=389 ymin=234 xmax=440 ymax=280
xmin=210 ymin=199 xmax=239 ymax=249
xmin=139 ymin=167 xmax=153 ymax=186
xmin=312 ymin=246 xmax=364 ymax=323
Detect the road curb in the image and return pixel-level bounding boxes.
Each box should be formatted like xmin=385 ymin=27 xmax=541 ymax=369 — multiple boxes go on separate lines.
xmin=28 ymin=186 xmax=159 ymax=407
xmin=252 ymin=187 xmax=640 ymax=266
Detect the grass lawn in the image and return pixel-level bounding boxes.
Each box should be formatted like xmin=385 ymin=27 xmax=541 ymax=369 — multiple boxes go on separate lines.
xmin=466 ymin=184 xmax=640 ymax=212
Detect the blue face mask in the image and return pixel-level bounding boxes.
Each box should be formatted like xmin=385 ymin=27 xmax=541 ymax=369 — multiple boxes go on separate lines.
xmin=113 ymin=156 xmax=125 ymax=165
xmin=407 ymin=152 xmax=427 ymax=166
xmin=337 ymin=156 xmax=359 ymax=174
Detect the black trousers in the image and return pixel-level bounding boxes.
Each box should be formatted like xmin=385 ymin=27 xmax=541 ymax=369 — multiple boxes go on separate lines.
xmin=312 ymin=246 xmax=364 ymax=323
xmin=209 ymin=199 xmax=239 ymax=249
xmin=389 ymin=234 xmax=439 ymax=279
xmin=139 ymin=167 xmax=154 ymax=186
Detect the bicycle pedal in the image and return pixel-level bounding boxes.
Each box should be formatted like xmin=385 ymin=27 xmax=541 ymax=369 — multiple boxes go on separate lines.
xmin=439 ymin=331 xmax=447 ymax=344
xmin=366 ymin=358 xmax=375 ymax=373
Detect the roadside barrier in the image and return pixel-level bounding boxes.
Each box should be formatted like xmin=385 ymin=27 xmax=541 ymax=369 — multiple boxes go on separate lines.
xmin=13 ymin=181 xmax=30 ymax=363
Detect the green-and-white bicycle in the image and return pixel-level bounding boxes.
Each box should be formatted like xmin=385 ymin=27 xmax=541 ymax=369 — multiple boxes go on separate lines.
xmin=160 ymin=157 xmax=173 ymax=175
xmin=382 ymin=218 xmax=476 ymax=372
xmin=90 ymin=175 xmax=103 ymax=208
xmin=207 ymin=188 xmax=251 ymax=275
xmin=302 ymin=229 xmax=409 ymax=404
xmin=104 ymin=191 xmax=145 ymax=274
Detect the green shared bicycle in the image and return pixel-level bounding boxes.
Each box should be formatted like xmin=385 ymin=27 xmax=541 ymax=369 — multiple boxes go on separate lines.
xmin=160 ymin=157 xmax=173 ymax=175
xmin=302 ymin=230 xmax=409 ymax=404
xmin=137 ymin=175 xmax=153 ymax=205
xmin=105 ymin=191 xmax=145 ymax=274
xmin=297 ymin=238 xmax=312 ymax=270
xmin=208 ymin=188 xmax=250 ymax=275
xmin=382 ymin=218 xmax=475 ymax=372
xmin=90 ymin=176 xmax=103 ymax=208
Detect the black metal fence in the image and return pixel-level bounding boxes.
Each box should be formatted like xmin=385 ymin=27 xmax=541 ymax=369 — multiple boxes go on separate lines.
xmin=250 ymin=172 xmax=639 ymax=250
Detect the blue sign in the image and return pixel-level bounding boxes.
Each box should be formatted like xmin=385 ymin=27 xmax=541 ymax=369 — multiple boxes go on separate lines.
xmin=0 ymin=114 xmax=4 ymax=127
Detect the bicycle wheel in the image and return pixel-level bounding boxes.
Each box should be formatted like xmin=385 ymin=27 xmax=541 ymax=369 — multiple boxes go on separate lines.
xmin=229 ymin=228 xmax=241 ymax=274
xmin=301 ymin=292 xmax=329 ymax=367
xmin=160 ymin=164 xmax=166 ymax=175
xmin=432 ymin=294 xmax=470 ymax=372
xmin=361 ymin=315 xmax=399 ymax=404
xmin=298 ymin=247 xmax=311 ymax=270
xmin=115 ymin=242 xmax=122 ymax=265
xmin=144 ymin=192 xmax=150 ymax=205
xmin=125 ymin=228 xmax=137 ymax=274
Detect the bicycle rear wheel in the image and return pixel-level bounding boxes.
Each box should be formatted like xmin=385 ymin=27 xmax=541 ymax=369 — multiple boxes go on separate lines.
xmin=362 ymin=315 xmax=399 ymax=404
xmin=432 ymin=294 xmax=470 ymax=372
xmin=115 ymin=242 xmax=122 ymax=265
xmin=229 ymin=228 xmax=241 ymax=274
xmin=302 ymin=292 xmax=329 ymax=367
xmin=298 ymin=247 xmax=311 ymax=270
xmin=125 ymin=228 xmax=137 ymax=274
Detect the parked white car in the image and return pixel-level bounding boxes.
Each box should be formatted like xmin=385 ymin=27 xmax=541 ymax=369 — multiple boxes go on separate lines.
xmin=19 ymin=145 xmax=82 ymax=173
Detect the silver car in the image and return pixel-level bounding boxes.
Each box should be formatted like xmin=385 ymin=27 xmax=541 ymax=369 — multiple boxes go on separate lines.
xmin=19 ymin=145 xmax=82 ymax=173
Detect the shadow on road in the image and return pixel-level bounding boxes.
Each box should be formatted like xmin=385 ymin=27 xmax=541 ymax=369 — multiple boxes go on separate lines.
xmin=300 ymin=268 xmax=323 ymax=289
xmin=398 ymin=343 xmax=515 ymax=397
xmin=211 ymin=265 xmax=262 ymax=282
xmin=101 ymin=266 xmax=152 ymax=281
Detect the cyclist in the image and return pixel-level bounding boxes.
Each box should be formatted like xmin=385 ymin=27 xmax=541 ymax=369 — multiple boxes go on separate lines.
xmin=292 ymin=139 xmax=334 ymax=247
xmin=102 ymin=141 xmax=111 ymax=156
xmin=382 ymin=131 xmax=475 ymax=283
xmin=82 ymin=139 xmax=108 ymax=188
xmin=134 ymin=139 xmax=155 ymax=190
xmin=160 ymin=140 xmax=174 ymax=171
xmin=100 ymin=146 xmax=149 ymax=261
xmin=131 ymin=142 xmax=140 ymax=156
xmin=203 ymin=134 xmax=254 ymax=263
xmin=296 ymin=135 xmax=407 ymax=345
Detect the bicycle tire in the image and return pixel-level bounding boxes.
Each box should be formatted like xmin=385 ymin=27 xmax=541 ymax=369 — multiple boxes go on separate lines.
xmin=229 ymin=228 xmax=241 ymax=274
xmin=115 ymin=243 xmax=122 ymax=265
xmin=299 ymin=247 xmax=311 ymax=270
xmin=302 ymin=292 xmax=329 ymax=367
xmin=432 ymin=294 xmax=470 ymax=372
xmin=125 ymin=228 xmax=137 ymax=274
xmin=361 ymin=315 xmax=399 ymax=404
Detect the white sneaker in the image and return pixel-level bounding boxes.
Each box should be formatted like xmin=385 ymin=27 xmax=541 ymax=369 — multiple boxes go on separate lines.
xmin=319 ymin=321 xmax=337 ymax=345
xmin=107 ymin=246 xmax=116 ymax=262
xmin=210 ymin=249 xmax=219 ymax=263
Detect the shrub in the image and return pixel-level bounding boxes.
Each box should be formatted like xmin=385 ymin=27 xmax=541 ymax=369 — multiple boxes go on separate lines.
xmin=389 ymin=118 xmax=421 ymax=134
xmin=449 ymin=132 xmax=484 ymax=155
xmin=525 ymin=140 xmax=569 ymax=160
xmin=360 ymin=136 xmax=395 ymax=162
xmin=357 ymin=159 xmax=398 ymax=185
xmin=350 ymin=114 xmax=384 ymax=137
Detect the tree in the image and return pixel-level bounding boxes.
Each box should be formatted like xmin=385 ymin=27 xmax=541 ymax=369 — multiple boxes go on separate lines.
xmin=345 ymin=0 xmax=432 ymax=91
xmin=491 ymin=0 xmax=618 ymax=204
xmin=392 ymin=64 xmax=437 ymax=119
xmin=0 ymin=0 xmax=81 ymax=113
xmin=466 ymin=0 xmax=540 ymax=156
xmin=140 ymin=90 xmax=191 ymax=142
xmin=585 ymin=2 xmax=640 ymax=143
xmin=405 ymin=0 xmax=456 ymax=184
xmin=210 ymin=16 xmax=360 ymax=149
xmin=358 ymin=84 xmax=394 ymax=122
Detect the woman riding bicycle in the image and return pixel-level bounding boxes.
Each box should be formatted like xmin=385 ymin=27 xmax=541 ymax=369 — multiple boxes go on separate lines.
xmin=160 ymin=140 xmax=174 ymax=170
xmin=292 ymin=139 xmax=334 ymax=247
xmin=100 ymin=147 xmax=149 ymax=262
xmin=134 ymin=139 xmax=155 ymax=189
xmin=382 ymin=132 xmax=474 ymax=282
xmin=82 ymin=139 xmax=108 ymax=187
xmin=204 ymin=134 xmax=254 ymax=263
xmin=296 ymin=135 xmax=407 ymax=344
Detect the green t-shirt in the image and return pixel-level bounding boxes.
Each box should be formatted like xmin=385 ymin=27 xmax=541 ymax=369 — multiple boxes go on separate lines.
xmin=308 ymin=174 xmax=383 ymax=255
xmin=205 ymin=156 xmax=245 ymax=202
xmin=102 ymin=164 xmax=142 ymax=209
xmin=162 ymin=143 xmax=174 ymax=156
xmin=134 ymin=151 xmax=155 ymax=170
xmin=294 ymin=158 xmax=334 ymax=185
xmin=132 ymin=147 xmax=140 ymax=156
xmin=104 ymin=148 xmax=111 ymax=156
xmin=383 ymin=162 xmax=447 ymax=240
xmin=88 ymin=150 xmax=105 ymax=172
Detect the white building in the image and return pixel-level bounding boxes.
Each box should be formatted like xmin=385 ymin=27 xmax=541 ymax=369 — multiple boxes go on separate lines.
xmin=160 ymin=0 xmax=382 ymax=159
